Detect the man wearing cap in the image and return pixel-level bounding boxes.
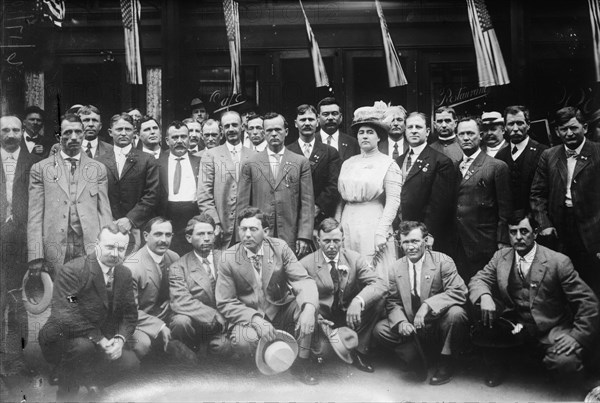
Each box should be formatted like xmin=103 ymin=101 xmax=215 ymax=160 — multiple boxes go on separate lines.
xmin=168 ymin=214 xmax=231 ymax=355
xmin=137 ymin=116 xmax=167 ymax=160
xmin=190 ymin=98 xmax=208 ymax=124
xmin=242 ymin=112 xmax=267 ymax=151
xmin=21 ymin=105 xmax=54 ymax=158
xmin=194 ymin=119 xmax=222 ymax=158
xmin=237 ymin=112 xmax=315 ymax=257
xmin=481 ymin=111 xmax=508 ymax=157
xmin=317 ymin=97 xmax=359 ymax=162
xmin=288 ymin=104 xmax=341 ymax=226
xmin=28 ymin=114 xmax=113 ymax=270
xmin=38 ymin=224 xmax=139 ymax=400
xmin=469 ymin=211 xmax=599 ymax=387
xmin=495 ymin=105 xmax=547 ymax=212
xmin=430 ymin=106 xmax=463 ymax=164
xmin=125 ymin=217 xmax=179 ymax=360
xmin=300 ymin=218 xmax=386 ymax=372
xmin=198 ymin=111 xmax=255 ymax=250
xmin=380 ymin=105 xmax=410 ymax=159
xmin=374 ymin=221 xmax=468 ymax=385
xmin=216 ymin=207 xmax=320 ymax=384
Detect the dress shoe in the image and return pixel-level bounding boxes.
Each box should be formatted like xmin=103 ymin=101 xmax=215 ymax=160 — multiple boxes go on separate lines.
xmin=429 ymin=361 xmax=453 ymax=385
xmin=290 ymin=358 xmax=319 ymax=385
xmin=484 ymin=366 xmax=506 ymax=387
xmin=351 ymin=351 xmax=374 ymax=373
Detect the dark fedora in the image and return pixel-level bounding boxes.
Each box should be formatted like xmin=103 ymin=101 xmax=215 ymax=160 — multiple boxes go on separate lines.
xmin=321 ymin=324 xmax=358 ymax=364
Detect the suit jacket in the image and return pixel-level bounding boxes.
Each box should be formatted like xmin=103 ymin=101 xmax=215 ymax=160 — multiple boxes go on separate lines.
xmin=157 ymin=151 xmax=201 ymax=215
xmin=216 ymin=237 xmax=318 ymax=325
xmin=454 ymin=151 xmax=512 ymax=260
xmin=300 ymin=248 xmax=386 ymax=318
xmin=430 ymin=138 xmax=464 ymax=164
xmin=169 ymin=250 xmax=223 ymax=327
xmin=287 ymin=140 xmax=341 ymax=219
xmin=41 ymin=253 xmax=138 ymax=343
xmin=530 ymin=140 xmax=600 ymax=254
xmin=378 ymin=137 xmax=409 ymax=157
xmin=469 ymin=245 xmax=599 ymax=349
xmin=396 ymin=146 xmax=455 ymax=240
xmin=0 ymin=148 xmax=39 ymax=234
xmin=20 ymin=134 xmax=56 ymax=159
xmin=237 ymin=148 xmax=315 ymax=247
xmin=97 ymin=147 xmax=160 ymax=228
xmin=27 ymin=153 xmax=113 ymax=264
xmin=51 ymin=140 xmax=114 ymax=160
xmin=316 ymin=131 xmax=360 ymax=162
xmin=126 ymin=246 xmax=180 ymax=338
xmin=386 ymin=251 xmax=467 ymax=326
xmin=197 ymin=144 xmax=255 ymax=248
xmin=495 ymin=137 xmax=547 ymax=212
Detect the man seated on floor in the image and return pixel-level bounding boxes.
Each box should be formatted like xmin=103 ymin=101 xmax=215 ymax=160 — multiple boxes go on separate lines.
xmin=168 ymin=214 xmax=230 ymax=356
xmin=300 ymin=218 xmax=386 ymax=372
xmin=38 ymin=225 xmax=139 ymax=401
xmin=374 ymin=221 xmax=468 ymax=385
xmin=126 ymin=217 xmax=180 ymax=360
xmin=469 ymin=210 xmax=599 ymax=387
xmin=216 ymin=207 xmax=320 ymax=385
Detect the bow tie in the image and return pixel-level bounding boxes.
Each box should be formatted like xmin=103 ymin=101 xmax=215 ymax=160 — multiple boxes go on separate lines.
xmin=565 ymin=148 xmax=578 ymax=159
xmin=25 ymin=135 xmax=38 ymax=143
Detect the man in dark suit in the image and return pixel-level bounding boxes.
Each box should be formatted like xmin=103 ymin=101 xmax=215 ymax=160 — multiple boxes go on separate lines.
xmin=216 ymin=207 xmax=320 ymax=384
xmin=374 ymin=221 xmax=468 ymax=385
xmin=97 ymin=113 xmax=160 ymax=253
xmin=38 ymin=225 xmax=139 ymax=400
xmin=396 ymin=112 xmax=455 ymax=253
xmin=495 ymin=105 xmax=547 ymax=212
xmin=1 ymin=116 xmax=40 ymax=289
xmin=288 ymin=104 xmax=341 ymax=225
xmin=197 ymin=111 xmax=254 ymax=250
xmin=126 ymin=217 xmax=180 ymax=360
xmin=300 ymin=218 xmax=386 ymax=372
xmin=454 ymin=117 xmax=512 ymax=281
xmin=136 ymin=116 xmax=167 ymax=160
xmin=469 ymin=211 xmax=599 ymax=386
xmin=158 ymin=121 xmax=201 ymax=255
xmin=380 ymin=105 xmax=410 ymax=159
xmin=21 ymin=105 xmax=55 ymax=158
xmin=317 ymin=97 xmax=359 ymax=162
xmin=237 ymin=112 xmax=315 ymax=257
xmin=169 ymin=214 xmax=230 ymax=355
xmin=430 ymin=106 xmax=463 ymax=164
xmin=530 ymin=107 xmax=600 ymax=296
xmin=79 ymin=105 xmax=113 ymax=159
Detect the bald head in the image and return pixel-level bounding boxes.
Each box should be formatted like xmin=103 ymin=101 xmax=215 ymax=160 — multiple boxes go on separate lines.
xmin=0 ymin=116 xmax=23 ymax=152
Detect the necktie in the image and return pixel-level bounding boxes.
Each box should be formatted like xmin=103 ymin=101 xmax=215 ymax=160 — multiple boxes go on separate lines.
xmin=202 ymin=257 xmax=216 ymax=288
xmin=173 ymin=157 xmax=183 ymax=194
xmin=330 ymin=261 xmax=341 ymax=309
xmin=460 ymin=157 xmax=472 ymax=177
xmin=154 ymin=151 xmax=160 ymax=159
xmin=303 ymin=143 xmax=311 ymax=159
xmin=517 ymin=256 xmax=527 ymax=281
xmin=327 ymin=135 xmax=333 ymax=146
xmin=66 ymin=158 xmax=77 ymax=175
xmin=511 ymin=145 xmax=518 ymax=154
xmin=406 ymin=149 xmax=414 ymax=172
xmin=250 ymin=255 xmax=262 ymax=275
xmin=392 ymin=143 xmax=399 ymax=160
xmin=106 ymin=267 xmax=114 ymax=292
xmin=411 ymin=264 xmax=420 ymax=310
xmin=157 ymin=260 xmax=170 ymax=302
xmin=230 ymin=148 xmax=238 ymax=162
xmin=565 ymin=148 xmax=578 ymax=159
xmin=25 ymin=135 xmax=37 ymax=144
xmin=271 ymin=153 xmax=281 ymax=179
xmin=86 ymin=142 xmax=93 ymax=158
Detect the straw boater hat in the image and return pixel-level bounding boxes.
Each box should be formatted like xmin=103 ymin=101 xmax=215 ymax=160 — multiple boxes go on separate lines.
xmin=22 ymin=264 xmax=53 ymax=315
xmin=481 ymin=111 xmax=504 ymax=125
xmin=321 ymin=324 xmax=359 ymax=364
xmin=255 ymin=330 xmax=299 ymax=375
xmin=350 ymin=101 xmax=390 ymax=140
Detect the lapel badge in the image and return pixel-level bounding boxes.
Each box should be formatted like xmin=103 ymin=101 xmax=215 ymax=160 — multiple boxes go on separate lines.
xmin=530 ymin=281 xmax=539 ymax=289
xmin=580 ymin=155 xmax=588 ymax=161
xmin=425 ymin=275 xmax=431 ymax=280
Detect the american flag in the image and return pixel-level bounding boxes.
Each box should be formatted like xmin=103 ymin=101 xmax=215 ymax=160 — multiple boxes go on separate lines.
xmin=299 ymin=0 xmax=329 ymax=88
xmin=375 ymin=0 xmax=407 ymax=87
xmin=42 ymin=0 xmax=66 ymax=27
xmin=120 ymin=0 xmax=143 ymax=85
xmin=466 ymin=0 xmax=510 ymax=87
xmin=223 ymin=0 xmax=242 ymax=94
xmin=589 ymin=0 xmax=600 ymax=82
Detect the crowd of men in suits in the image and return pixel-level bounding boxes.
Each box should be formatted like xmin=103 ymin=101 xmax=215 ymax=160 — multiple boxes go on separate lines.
xmin=0 ymin=97 xmax=599 ymax=400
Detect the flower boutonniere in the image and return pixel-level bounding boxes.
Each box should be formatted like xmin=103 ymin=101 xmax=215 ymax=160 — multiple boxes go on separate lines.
xmin=579 ymin=155 xmax=588 ymax=161
xmin=337 ymin=264 xmax=349 ymax=274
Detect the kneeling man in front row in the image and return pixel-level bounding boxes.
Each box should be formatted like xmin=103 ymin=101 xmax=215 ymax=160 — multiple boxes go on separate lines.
xmin=374 ymin=221 xmax=468 ymax=385
xmin=300 ymin=218 xmax=387 ymax=372
xmin=216 ymin=207 xmax=320 ymax=384
xmin=469 ymin=211 xmax=599 ymax=387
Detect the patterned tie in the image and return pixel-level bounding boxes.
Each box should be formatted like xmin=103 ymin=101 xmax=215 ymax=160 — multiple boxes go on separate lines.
xmin=459 ymin=157 xmax=472 ymax=177
xmin=406 ymin=149 xmax=414 ymax=172
xmin=66 ymin=158 xmax=77 ymax=175
xmin=250 ymin=255 xmax=262 ymax=277
xmin=173 ymin=157 xmax=183 ymax=194
xmin=565 ymin=148 xmax=578 ymax=159
xmin=517 ymin=256 xmax=527 ymax=281
xmin=202 ymin=257 xmax=215 ymax=288
xmin=106 ymin=267 xmax=114 ymax=292
xmin=86 ymin=142 xmax=93 ymax=158
xmin=271 ymin=153 xmax=281 ymax=179
xmin=303 ymin=143 xmax=311 ymax=159
xmin=329 ymin=260 xmax=341 ymax=309
xmin=327 ymin=135 xmax=333 ymax=146
xmin=392 ymin=143 xmax=399 ymax=160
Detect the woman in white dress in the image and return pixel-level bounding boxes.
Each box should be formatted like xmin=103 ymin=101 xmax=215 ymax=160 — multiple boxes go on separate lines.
xmin=337 ymin=105 xmax=402 ymax=279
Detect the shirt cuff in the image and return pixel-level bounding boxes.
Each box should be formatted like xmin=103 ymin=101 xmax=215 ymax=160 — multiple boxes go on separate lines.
xmin=114 ymin=334 xmax=126 ymax=344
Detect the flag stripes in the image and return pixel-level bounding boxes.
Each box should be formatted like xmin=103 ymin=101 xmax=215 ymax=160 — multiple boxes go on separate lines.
xmin=588 ymin=0 xmax=600 ymax=82
xmin=298 ymin=0 xmax=329 ymax=88
xmin=42 ymin=0 xmax=65 ymax=27
xmin=120 ymin=0 xmax=143 ymax=85
xmin=374 ymin=0 xmax=408 ymax=87
xmin=223 ymin=0 xmax=242 ymax=94
xmin=466 ymin=0 xmax=510 ymax=87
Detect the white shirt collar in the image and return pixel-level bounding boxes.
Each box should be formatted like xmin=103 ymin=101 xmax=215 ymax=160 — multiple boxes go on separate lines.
xmin=438 ymin=134 xmax=456 ymax=141
xmin=193 ymin=250 xmax=213 ymax=263
xmin=408 ymin=142 xmax=427 ymax=158
xmin=511 ymin=136 xmax=530 ymax=152
xmin=267 ymin=147 xmax=285 ymax=158
xmin=169 ymin=152 xmax=189 ymax=161
xmin=299 ymin=137 xmax=316 ymax=148
xmin=115 ymin=144 xmax=133 ymax=156
xmin=1 ymin=147 xmax=20 ymax=160
xmin=60 ymin=151 xmax=81 ymax=161
xmin=564 ymin=137 xmax=586 ymax=155
xmin=226 ymin=141 xmax=242 ymax=154
xmin=515 ymin=242 xmax=537 ymax=263
xmin=245 ymin=244 xmax=264 ymax=258
xmin=463 ymin=148 xmax=481 ymax=162
xmin=96 ymin=255 xmax=113 ymax=275
xmin=83 ymin=138 xmax=98 ymax=148
xmin=146 ymin=246 xmax=164 ymax=265
xmin=322 ymin=251 xmax=339 ymax=265
xmin=320 ymin=130 xmax=339 ymax=141
xmin=487 ymin=139 xmax=506 ymax=153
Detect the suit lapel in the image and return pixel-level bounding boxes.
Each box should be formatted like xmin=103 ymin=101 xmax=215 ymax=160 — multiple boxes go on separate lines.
xmin=158 ymin=154 xmax=169 ymax=196
xmin=572 ymin=142 xmax=592 ymax=179
xmin=120 ymin=149 xmax=137 ymax=179
xmin=498 ymin=251 xmax=513 ymax=303
xmin=189 ymin=253 xmax=215 ymax=300
xmin=556 ymin=150 xmax=568 ymax=187
xmin=76 ymin=154 xmax=94 ymax=199
xmin=103 ymin=153 xmax=120 ymax=182
xmin=90 ymin=257 xmax=109 ymax=309
xmin=461 ymin=151 xmax=485 ymax=184
xmin=420 ymin=252 xmax=435 ymax=299
xmin=528 ymin=248 xmax=547 ymax=304
xmin=261 ymin=243 xmax=275 ymax=291
xmin=143 ymin=248 xmax=161 ymax=290
xmin=257 ymin=151 xmax=276 ymax=189
xmin=396 ymin=259 xmax=414 ymax=316
xmin=55 ymin=154 xmax=70 ymax=196
xmin=237 ymin=246 xmax=259 ymax=289
xmin=337 ymin=251 xmax=352 ymax=296
xmin=405 ymin=148 xmax=430 ymax=184
xmin=274 ymin=150 xmax=291 ymax=188
xmin=218 ymin=146 xmax=236 ymax=181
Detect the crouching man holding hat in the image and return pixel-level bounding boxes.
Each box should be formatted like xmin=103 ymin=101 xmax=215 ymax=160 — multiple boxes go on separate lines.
xmin=216 ymin=207 xmax=320 ymax=384
xmin=300 ymin=218 xmax=387 ymax=372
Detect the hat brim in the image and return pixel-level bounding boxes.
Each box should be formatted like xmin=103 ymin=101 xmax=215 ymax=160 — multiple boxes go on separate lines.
xmin=322 ymin=325 xmax=355 ymax=364
xmin=351 ymin=121 xmax=388 ymax=140
xmin=22 ymin=270 xmax=53 ymax=315
xmin=255 ymin=330 xmax=299 ymax=375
